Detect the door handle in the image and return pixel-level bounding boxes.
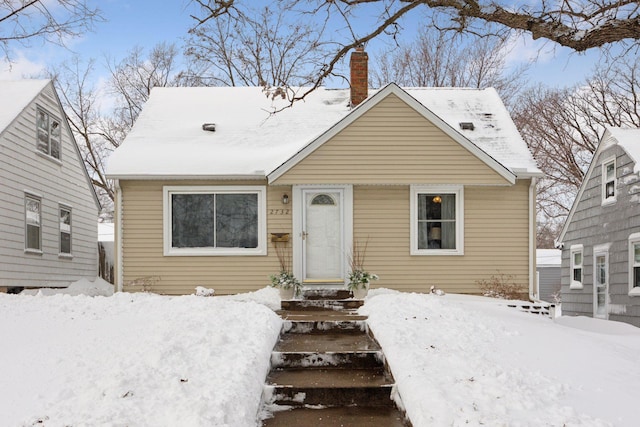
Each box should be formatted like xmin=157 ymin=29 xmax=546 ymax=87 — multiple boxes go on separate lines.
xmin=301 ymin=231 xmax=308 ymax=240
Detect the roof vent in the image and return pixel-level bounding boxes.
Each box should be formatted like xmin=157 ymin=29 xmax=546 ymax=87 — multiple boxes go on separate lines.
xmin=459 ymin=122 xmax=475 ymax=131
xmin=202 ymin=123 xmax=216 ymax=132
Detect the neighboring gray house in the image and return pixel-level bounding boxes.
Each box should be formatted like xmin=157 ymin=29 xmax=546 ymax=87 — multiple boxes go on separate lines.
xmin=0 ymin=80 xmax=100 ymax=291
xmin=537 ymin=249 xmax=561 ymax=303
xmin=557 ymin=127 xmax=640 ymax=326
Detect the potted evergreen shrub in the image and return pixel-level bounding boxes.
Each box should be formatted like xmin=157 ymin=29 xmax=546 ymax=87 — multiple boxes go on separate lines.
xmin=269 ymin=235 xmax=302 ymax=300
xmin=347 ymin=239 xmax=378 ymax=299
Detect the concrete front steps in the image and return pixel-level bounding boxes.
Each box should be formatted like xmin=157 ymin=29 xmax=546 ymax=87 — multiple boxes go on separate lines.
xmin=260 ymin=289 xmax=411 ymax=426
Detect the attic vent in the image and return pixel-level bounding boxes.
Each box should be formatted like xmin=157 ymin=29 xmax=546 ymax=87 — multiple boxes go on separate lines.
xmin=459 ymin=122 xmax=475 ymax=131
xmin=202 ymin=123 xmax=216 ymax=132
xmin=483 ymin=113 xmax=493 ymax=118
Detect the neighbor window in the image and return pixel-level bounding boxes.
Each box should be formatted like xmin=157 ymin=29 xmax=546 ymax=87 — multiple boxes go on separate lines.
xmin=59 ymin=205 xmax=72 ymax=255
xmin=570 ymin=245 xmax=583 ymax=289
xmin=411 ymin=185 xmax=463 ymax=255
xmin=163 ymin=186 xmax=266 ymax=256
xmin=629 ymin=234 xmax=640 ymax=296
xmin=36 ymin=107 xmax=61 ymax=160
xmin=602 ymin=158 xmax=616 ymax=204
xmin=25 ymin=194 xmax=42 ymax=252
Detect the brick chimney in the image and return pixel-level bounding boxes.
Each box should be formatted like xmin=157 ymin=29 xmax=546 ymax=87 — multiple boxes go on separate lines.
xmin=350 ymin=45 xmax=368 ymax=107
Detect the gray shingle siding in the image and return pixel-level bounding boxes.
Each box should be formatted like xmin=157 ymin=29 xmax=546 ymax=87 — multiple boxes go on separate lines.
xmin=561 ymin=142 xmax=640 ymax=327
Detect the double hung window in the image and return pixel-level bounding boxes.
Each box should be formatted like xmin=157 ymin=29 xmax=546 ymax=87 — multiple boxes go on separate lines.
xmin=570 ymin=245 xmax=583 ymax=289
xmin=411 ymin=185 xmax=463 ymax=255
xmin=36 ymin=108 xmax=61 ymax=160
xmin=602 ymin=158 xmax=616 ymax=204
xmin=25 ymin=194 xmax=42 ymax=252
xmin=60 ymin=206 xmax=72 ymax=255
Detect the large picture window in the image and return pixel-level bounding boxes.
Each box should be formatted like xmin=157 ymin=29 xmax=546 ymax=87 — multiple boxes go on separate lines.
xmin=25 ymin=194 xmax=42 ymax=252
xmin=36 ymin=107 xmax=61 ymax=160
xmin=411 ymin=185 xmax=463 ymax=255
xmin=163 ymin=186 xmax=266 ymax=256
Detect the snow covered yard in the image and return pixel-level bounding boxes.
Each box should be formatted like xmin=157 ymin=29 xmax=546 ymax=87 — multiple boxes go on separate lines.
xmin=362 ymin=289 xmax=640 ymax=427
xmin=2 ymin=284 xmax=640 ymax=426
xmin=0 ymin=286 xmax=282 ymax=427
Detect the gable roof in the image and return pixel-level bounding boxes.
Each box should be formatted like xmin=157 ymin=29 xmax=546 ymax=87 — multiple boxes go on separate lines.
xmin=0 ymin=79 xmax=49 ymax=134
xmin=557 ymin=127 xmax=640 ymax=244
xmin=106 ymin=84 xmax=541 ymax=181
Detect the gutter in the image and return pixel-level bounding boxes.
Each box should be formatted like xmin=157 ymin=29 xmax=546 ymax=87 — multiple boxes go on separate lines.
xmin=529 ymin=177 xmax=539 ymax=301
xmin=115 ymin=179 xmax=124 ymax=293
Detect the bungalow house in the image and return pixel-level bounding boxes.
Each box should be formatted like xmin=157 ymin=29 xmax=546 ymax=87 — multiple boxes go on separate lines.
xmin=106 ymin=49 xmax=542 ymax=296
xmin=557 ymin=127 xmax=640 ymax=326
xmin=0 ymin=80 xmax=100 ymax=291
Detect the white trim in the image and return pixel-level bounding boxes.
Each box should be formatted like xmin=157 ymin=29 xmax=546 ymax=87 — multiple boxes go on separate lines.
xmin=410 ymin=185 xmax=464 ymax=256
xmin=601 ymin=156 xmax=617 ymax=206
xmin=268 ymin=83 xmax=517 ymax=185
xmin=115 ymin=180 xmax=124 ymax=292
xmin=106 ymin=173 xmax=266 ymax=181
xmin=529 ymin=178 xmax=538 ymax=300
xmin=292 ymin=185 xmax=353 ymax=285
xmin=163 ymin=185 xmax=267 ymax=256
xmin=593 ymin=246 xmax=609 ymax=319
xmin=569 ymin=244 xmax=584 ymax=290
xmin=629 ymin=234 xmax=640 ymax=296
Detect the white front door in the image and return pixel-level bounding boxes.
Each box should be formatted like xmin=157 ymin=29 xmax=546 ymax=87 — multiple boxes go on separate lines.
xmin=594 ymin=252 xmax=608 ymax=319
xmin=302 ymin=189 xmax=344 ymax=282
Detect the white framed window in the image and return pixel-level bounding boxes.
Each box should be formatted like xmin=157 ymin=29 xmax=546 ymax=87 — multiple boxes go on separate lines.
xmin=59 ymin=205 xmax=72 ymax=256
xmin=25 ymin=194 xmax=42 ymax=253
xmin=570 ymin=244 xmax=583 ymax=289
xmin=410 ymin=185 xmax=464 ymax=255
xmin=629 ymin=233 xmax=640 ymax=296
xmin=602 ymin=157 xmax=616 ymax=204
xmin=36 ymin=107 xmax=61 ymax=160
xmin=163 ymin=186 xmax=267 ymax=256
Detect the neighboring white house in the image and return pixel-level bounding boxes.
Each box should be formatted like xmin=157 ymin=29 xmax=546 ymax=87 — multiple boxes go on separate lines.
xmin=0 ymin=79 xmax=100 ymax=290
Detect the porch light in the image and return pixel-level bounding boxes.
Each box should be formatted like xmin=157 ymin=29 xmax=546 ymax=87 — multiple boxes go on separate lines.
xmin=282 ymin=194 xmax=289 ymax=204
xmin=432 ymin=195 xmax=442 ymax=203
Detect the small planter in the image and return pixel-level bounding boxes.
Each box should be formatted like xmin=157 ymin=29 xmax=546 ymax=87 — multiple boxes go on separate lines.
xmin=352 ymin=287 xmax=368 ymax=300
xmin=279 ymin=286 xmax=295 ymax=300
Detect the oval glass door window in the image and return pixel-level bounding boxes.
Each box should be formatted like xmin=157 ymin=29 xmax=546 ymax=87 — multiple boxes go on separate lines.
xmin=310 ymin=194 xmax=336 ymax=206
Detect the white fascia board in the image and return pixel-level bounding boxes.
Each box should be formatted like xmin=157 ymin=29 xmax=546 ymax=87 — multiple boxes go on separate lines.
xmin=557 ymin=129 xmax=609 ymax=244
xmin=268 ymin=83 xmax=517 ymax=185
xmin=105 ymin=174 xmax=267 ymax=181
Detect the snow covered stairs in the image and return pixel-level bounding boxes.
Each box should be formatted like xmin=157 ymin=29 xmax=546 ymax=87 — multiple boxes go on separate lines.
xmin=261 ymin=289 xmax=410 ymax=426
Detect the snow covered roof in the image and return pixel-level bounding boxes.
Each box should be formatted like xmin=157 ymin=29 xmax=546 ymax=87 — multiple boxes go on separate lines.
xmin=106 ymin=84 xmax=541 ymax=179
xmin=607 ymin=127 xmax=640 ymax=173
xmin=536 ymin=249 xmax=561 ymax=267
xmin=0 ymin=79 xmax=50 ymax=133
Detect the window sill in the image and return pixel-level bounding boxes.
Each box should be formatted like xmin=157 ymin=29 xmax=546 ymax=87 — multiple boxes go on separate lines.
xmin=58 ymin=253 xmax=74 ymax=260
xmin=628 ymin=288 xmax=640 ymax=297
xmin=24 ymin=248 xmax=43 ymax=255
xmin=411 ymin=249 xmax=464 ymax=256
xmin=569 ymin=281 xmax=583 ymax=290
xmin=601 ymin=198 xmax=617 ymax=207
xmin=35 ymin=150 xmax=62 ymax=165
xmin=164 ymin=247 xmax=267 ymax=256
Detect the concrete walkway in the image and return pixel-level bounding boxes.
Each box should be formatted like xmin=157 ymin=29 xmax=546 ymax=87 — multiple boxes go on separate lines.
xmin=260 ymin=289 xmax=411 ymax=426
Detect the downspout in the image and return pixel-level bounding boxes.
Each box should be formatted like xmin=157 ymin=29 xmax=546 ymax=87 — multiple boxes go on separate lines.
xmin=529 ymin=177 xmax=538 ymax=301
xmin=114 ymin=179 xmax=124 ymax=292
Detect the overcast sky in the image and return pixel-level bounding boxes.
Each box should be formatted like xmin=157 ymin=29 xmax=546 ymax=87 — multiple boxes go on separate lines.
xmin=0 ymin=0 xmax=608 ymax=88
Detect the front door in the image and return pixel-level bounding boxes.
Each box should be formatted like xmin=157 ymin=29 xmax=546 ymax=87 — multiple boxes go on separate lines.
xmin=594 ymin=252 xmax=608 ymax=319
xmin=302 ymin=190 xmax=344 ymax=283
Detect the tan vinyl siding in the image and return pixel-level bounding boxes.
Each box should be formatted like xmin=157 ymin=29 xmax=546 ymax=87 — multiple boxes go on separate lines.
xmin=120 ymin=180 xmax=290 ymax=295
xmin=353 ymin=180 xmax=530 ymax=293
xmin=273 ymin=94 xmax=510 ymax=186
xmin=0 ymin=83 xmax=98 ymax=288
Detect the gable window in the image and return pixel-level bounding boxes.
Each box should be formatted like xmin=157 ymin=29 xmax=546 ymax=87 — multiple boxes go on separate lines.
xmin=411 ymin=185 xmax=463 ymax=255
xmin=163 ymin=186 xmax=266 ymax=256
xmin=570 ymin=244 xmax=583 ymax=289
xmin=36 ymin=107 xmax=61 ymax=160
xmin=25 ymin=194 xmax=42 ymax=253
xmin=59 ymin=205 xmax=72 ymax=256
xmin=602 ymin=158 xmax=616 ymax=204
xmin=629 ymin=234 xmax=640 ymax=296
